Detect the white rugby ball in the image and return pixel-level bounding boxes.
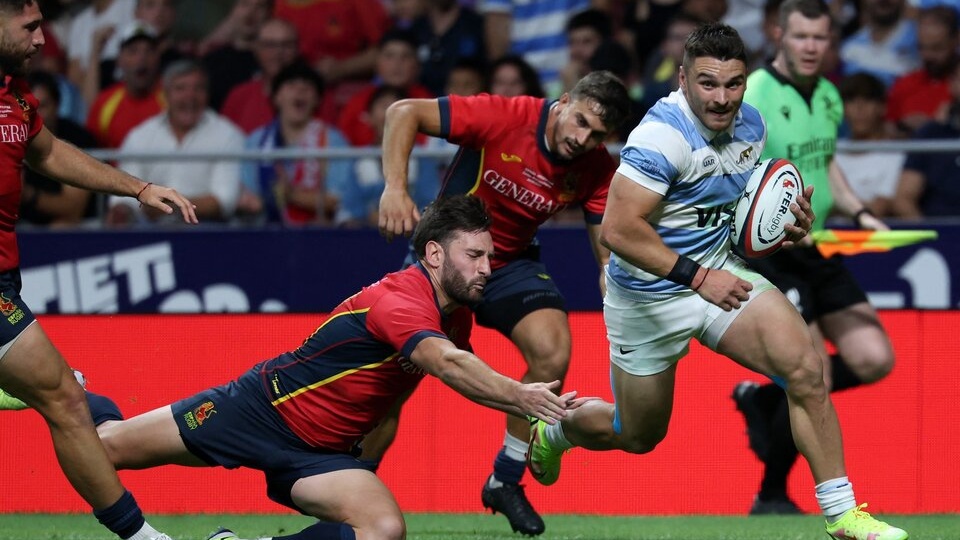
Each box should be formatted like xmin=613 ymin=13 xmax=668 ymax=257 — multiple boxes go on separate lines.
xmin=730 ymin=158 xmax=804 ymax=258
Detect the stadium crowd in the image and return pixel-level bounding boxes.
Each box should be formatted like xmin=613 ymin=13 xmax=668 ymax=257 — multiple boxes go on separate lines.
xmin=20 ymin=0 xmax=960 ymax=228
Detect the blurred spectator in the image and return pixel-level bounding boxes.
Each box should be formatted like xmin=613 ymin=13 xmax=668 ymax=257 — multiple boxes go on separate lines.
xmin=32 ymin=23 xmax=86 ymax=124
xmin=240 ymin=63 xmax=354 ymax=226
xmin=107 ymin=60 xmax=245 ymax=226
xmin=411 ymin=0 xmax=487 ymax=96
xmin=20 ymin=71 xmax=101 ymax=228
xmin=478 ymin=0 xmax=595 ymax=97
xmin=221 ymin=18 xmax=301 ymax=134
xmin=86 ymin=21 xmax=164 ymax=148
xmin=201 ymin=0 xmax=274 ymax=111
xmin=638 ymin=11 xmax=701 ymax=117
xmin=683 ymin=0 xmax=728 ymax=21
xmin=724 ymin=0 xmax=766 ymax=62
xmin=620 ymin=0 xmax=683 ymax=74
xmin=338 ymin=86 xmax=440 ymax=227
xmin=840 ymin=0 xmax=918 ymax=87
xmin=886 ymin=5 xmax=958 ymax=137
xmin=66 ymin=0 xmax=137 ymax=106
xmin=274 ymin=0 xmax=391 ymax=122
xmin=558 ymin=9 xmax=611 ymax=94
xmin=891 ymin=62 xmax=960 ymax=219
xmin=835 ymin=73 xmax=904 ymax=217
xmin=133 ymin=0 xmax=183 ymax=67
xmin=487 ymin=54 xmax=544 ymax=97
xmin=337 ymin=28 xmax=433 ymax=146
xmin=445 ymin=57 xmax=487 ymax=96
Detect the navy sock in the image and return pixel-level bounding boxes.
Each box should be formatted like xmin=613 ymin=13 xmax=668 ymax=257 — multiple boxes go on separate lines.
xmin=93 ymin=490 xmax=145 ymax=539
xmin=830 ymin=355 xmax=864 ymax=392
xmin=758 ymin=398 xmax=798 ymax=499
xmin=274 ymin=522 xmax=356 ymax=540
xmin=87 ymin=391 xmax=124 ymax=426
xmin=492 ymin=448 xmax=526 ymax=484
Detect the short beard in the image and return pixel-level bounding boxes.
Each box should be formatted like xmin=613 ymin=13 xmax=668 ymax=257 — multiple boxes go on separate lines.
xmin=440 ymin=262 xmax=482 ymax=306
xmin=0 ymin=49 xmax=27 ymax=77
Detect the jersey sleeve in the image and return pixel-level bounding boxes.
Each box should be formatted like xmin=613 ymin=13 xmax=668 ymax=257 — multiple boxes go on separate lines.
xmin=365 ymin=290 xmax=448 ymax=360
xmin=441 ymin=93 xmax=525 ymax=148
xmin=616 ymin=122 xmax=690 ymax=196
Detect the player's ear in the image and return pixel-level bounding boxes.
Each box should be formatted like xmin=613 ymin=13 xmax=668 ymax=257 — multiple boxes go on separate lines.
xmin=423 ymin=240 xmax=444 ymax=269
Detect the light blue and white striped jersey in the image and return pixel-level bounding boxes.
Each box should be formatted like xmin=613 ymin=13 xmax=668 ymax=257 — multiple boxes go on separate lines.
xmin=478 ymin=0 xmax=590 ymax=96
xmin=609 ymin=90 xmax=766 ymax=296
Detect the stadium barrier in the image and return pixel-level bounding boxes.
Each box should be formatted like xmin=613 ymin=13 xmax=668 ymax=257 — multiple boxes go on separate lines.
xmin=0 ymin=311 xmax=956 ymax=515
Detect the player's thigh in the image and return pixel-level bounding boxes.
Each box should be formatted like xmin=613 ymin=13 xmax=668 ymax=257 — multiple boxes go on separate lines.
xmin=714 ymin=288 xmax=821 ymax=382
xmin=292 ymin=469 xmax=403 ymax=533
xmin=610 ymin=362 xmax=676 ymax=446
xmin=474 ymin=258 xmax=566 ymax=340
xmin=97 ymin=405 xmax=204 ymax=469
xmin=0 ymin=323 xmax=82 ymax=409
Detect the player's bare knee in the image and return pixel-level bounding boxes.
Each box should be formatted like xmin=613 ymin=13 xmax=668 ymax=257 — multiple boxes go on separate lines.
xmin=524 ymin=347 xmax=570 ymax=383
xmin=617 ymin=427 xmax=665 ymax=455
xmin=359 ymin=514 xmax=405 ymax=540
xmin=783 ymin=360 xmax=828 ymax=405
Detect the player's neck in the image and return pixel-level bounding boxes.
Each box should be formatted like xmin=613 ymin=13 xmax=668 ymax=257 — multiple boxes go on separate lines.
xmin=544 ymin=102 xmax=559 ymax=154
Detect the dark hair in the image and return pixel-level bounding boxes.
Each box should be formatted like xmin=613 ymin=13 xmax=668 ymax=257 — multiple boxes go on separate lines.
xmin=588 ymin=40 xmax=632 ymax=80
xmin=569 ymin=70 xmax=632 ymax=130
xmin=838 ymin=72 xmax=887 ymax=103
xmin=0 ymin=1 xmax=34 ymax=14
xmin=367 ymin=84 xmax=408 ymax=112
xmin=683 ymin=22 xmax=747 ymax=67
xmin=489 ymin=54 xmax=545 ymax=98
xmin=379 ymin=27 xmax=419 ymax=51
xmin=27 ymin=70 xmax=61 ymax=105
xmin=566 ymin=8 xmax=612 ymax=37
xmin=778 ymin=0 xmax=831 ymax=29
xmin=271 ymin=61 xmax=324 ymax=98
xmin=413 ymin=196 xmax=491 ymax=258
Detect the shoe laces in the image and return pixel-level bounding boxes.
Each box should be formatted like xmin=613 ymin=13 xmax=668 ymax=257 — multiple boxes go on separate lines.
xmin=841 ymin=504 xmax=891 ymax=530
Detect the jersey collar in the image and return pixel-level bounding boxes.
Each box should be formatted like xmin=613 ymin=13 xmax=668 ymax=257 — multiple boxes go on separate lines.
xmin=675 ymin=89 xmax=738 ymax=145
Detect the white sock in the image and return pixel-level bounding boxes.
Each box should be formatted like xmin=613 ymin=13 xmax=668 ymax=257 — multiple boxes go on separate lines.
xmin=502 ymin=432 xmax=528 ymax=462
xmin=815 ymin=476 xmax=857 ymax=522
xmin=544 ymin=421 xmax=574 ymax=451
xmin=123 ymin=522 xmax=161 ymax=540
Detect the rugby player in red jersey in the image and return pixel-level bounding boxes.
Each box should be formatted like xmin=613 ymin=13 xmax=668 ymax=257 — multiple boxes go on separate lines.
xmin=81 ymin=196 xmax=580 ymax=540
xmin=0 ymin=2 xmax=196 ymax=540
xmin=376 ymin=70 xmax=631 ymax=535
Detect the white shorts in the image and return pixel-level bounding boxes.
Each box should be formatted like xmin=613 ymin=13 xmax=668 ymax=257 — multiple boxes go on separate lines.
xmin=604 ymin=256 xmax=775 ymax=376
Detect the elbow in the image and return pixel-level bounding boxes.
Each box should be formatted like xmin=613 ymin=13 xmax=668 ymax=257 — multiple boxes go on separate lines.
xmin=598 ymin=221 xmax=627 ymax=254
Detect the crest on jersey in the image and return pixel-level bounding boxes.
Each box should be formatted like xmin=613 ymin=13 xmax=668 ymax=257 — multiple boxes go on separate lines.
xmin=11 ymin=92 xmax=30 ymax=122
xmin=736 ymin=146 xmax=754 ymax=165
xmin=558 ymin=172 xmax=578 ymax=203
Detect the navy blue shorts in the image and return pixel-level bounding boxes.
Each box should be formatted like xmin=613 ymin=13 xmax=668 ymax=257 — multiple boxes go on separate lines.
xmin=746 ymin=246 xmax=867 ymax=323
xmin=474 ymin=257 xmax=566 ymax=337
xmin=172 ymin=369 xmax=367 ymax=513
xmin=0 ymin=269 xmax=37 ymax=348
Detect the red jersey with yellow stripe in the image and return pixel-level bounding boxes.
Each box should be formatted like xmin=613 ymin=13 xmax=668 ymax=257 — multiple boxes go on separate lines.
xmin=257 ymin=263 xmax=473 ymax=452
xmin=438 ymin=93 xmax=616 ymax=269
xmin=0 ymin=76 xmax=43 ymax=271
xmin=86 ymin=83 xmax=165 ymax=148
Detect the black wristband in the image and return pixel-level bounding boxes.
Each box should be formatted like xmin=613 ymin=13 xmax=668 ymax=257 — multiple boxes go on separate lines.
xmin=853 ymin=208 xmax=873 ymax=226
xmin=666 ymin=255 xmax=701 ymax=287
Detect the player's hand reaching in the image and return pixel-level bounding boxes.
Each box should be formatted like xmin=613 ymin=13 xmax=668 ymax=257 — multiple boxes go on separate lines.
xmin=516 ymin=380 xmax=578 ymax=424
xmin=694 ymin=268 xmax=752 ymax=311
xmin=782 ymin=185 xmax=815 ymax=249
xmin=135 ymin=183 xmax=198 ymax=224
xmin=378 ymin=186 xmax=420 ymax=241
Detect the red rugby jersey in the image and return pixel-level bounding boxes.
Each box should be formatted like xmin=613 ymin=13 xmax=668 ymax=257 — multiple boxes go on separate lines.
xmin=0 ymin=76 xmax=43 ymax=271
xmin=439 ymin=93 xmax=616 ymax=268
xmin=260 ymin=264 xmax=473 ymax=452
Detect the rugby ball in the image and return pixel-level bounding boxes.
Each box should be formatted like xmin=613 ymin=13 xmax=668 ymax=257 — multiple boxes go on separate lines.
xmin=730 ymin=158 xmax=804 ymax=258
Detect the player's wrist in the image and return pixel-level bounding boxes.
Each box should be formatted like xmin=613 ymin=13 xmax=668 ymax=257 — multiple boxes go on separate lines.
xmin=666 ymin=255 xmax=701 ymax=288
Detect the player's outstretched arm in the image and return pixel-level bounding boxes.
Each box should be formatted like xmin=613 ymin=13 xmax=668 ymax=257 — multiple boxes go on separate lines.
xmin=410 ymin=336 xmax=576 ymax=424
xmin=25 ymin=127 xmax=198 ymax=223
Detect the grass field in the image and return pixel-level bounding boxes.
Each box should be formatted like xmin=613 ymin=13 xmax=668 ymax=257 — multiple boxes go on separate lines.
xmin=2 ymin=513 xmax=958 ymax=540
